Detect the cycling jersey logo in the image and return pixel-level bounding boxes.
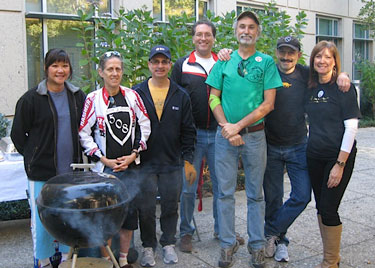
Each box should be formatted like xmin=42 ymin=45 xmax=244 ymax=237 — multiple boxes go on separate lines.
xmin=105 ymin=106 xmax=133 ymax=146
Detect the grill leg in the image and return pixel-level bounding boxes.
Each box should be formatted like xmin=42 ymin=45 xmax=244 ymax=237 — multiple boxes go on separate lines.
xmin=70 ymin=253 xmax=78 ymax=268
xmin=192 ymin=216 xmax=201 ymax=241
xmin=105 ymin=245 xmax=120 ymax=268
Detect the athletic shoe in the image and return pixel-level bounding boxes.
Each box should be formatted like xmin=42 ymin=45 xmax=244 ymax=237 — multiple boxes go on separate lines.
xmin=274 ymin=243 xmax=289 ymax=262
xmin=163 ymin=244 xmax=178 ymax=264
xmin=218 ymin=240 xmax=240 ymax=268
xmin=140 ymin=247 xmax=155 ymax=267
xmin=248 ymin=246 xmax=265 ymax=268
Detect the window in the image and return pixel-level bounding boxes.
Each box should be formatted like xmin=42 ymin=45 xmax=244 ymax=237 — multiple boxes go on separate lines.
xmin=316 ymin=17 xmax=342 ymax=47
xmin=153 ymin=0 xmax=209 ymax=21
xmin=353 ymin=23 xmax=372 ymax=80
xmin=25 ymin=0 xmax=110 ymax=89
xmin=236 ymin=4 xmax=265 ymax=15
xmin=26 ymin=0 xmax=110 ymax=16
xmin=199 ymin=0 xmax=209 ymax=20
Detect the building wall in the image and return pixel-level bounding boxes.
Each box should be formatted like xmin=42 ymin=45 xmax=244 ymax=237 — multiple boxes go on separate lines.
xmin=1 ymin=0 xmax=369 ymax=116
xmin=0 ymin=0 xmax=27 ymax=116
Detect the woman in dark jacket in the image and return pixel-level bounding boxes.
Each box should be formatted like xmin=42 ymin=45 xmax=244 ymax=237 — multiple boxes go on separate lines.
xmin=305 ymin=41 xmax=361 ymax=268
xmin=11 ymin=49 xmax=85 ymax=268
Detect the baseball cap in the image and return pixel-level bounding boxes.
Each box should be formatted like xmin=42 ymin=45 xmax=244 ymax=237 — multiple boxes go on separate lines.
xmin=149 ymin=45 xmax=171 ymax=60
xmin=277 ymin=36 xmax=301 ymax=51
xmin=236 ymin=10 xmax=260 ymax=25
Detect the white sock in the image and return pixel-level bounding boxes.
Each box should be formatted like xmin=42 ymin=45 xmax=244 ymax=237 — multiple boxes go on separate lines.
xmin=61 ymin=253 xmax=69 ymax=262
xmin=40 ymin=257 xmax=50 ymax=267
xmin=102 ymin=256 xmax=111 ymax=262
xmin=119 ymin=252 xmax=128 ymax=267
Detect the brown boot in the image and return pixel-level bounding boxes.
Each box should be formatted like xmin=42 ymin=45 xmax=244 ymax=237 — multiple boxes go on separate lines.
xmin=315 ymin=216 xmax=342 ymax=268
xmin=179 ymin=234 xmax=193 ymax=253
xmin=321 ymin=223 xmax=342 ymax=268
xmin=315 ymin=215 xmax=324 ymax=268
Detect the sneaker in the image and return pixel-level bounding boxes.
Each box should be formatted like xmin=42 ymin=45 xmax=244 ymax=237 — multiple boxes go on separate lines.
xmin=179 ymin=234 xmax=193 ymax=253
xmin=140 ymin=247 xmax=155 ymax=267
xmin=264 ymin=235 xmax=278 ymax=258
xmin=274 ymin=243 xmax=289 ymax=262
xmin=218 ymin=240 xmax=240 ymax=268
xmin=163 ymin=244 xmax=178 ymax=264
xmin=214 ymin=232 xmax=245 ymax=245
xmin=248 ymin=246 xmax=265 ymax=268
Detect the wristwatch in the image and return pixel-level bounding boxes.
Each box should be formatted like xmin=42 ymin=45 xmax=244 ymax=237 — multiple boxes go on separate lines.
xmin=336 ymin=160 xmax=346 ymax=167
xmin=132 ymin=149 xmax=140 ymax=158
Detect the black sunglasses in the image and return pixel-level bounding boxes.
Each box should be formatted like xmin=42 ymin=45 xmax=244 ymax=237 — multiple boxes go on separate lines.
xmin=109 ymin=96 xmax=116 ymax=107
xmin=237 ymin=59 xmax=249 ymax=77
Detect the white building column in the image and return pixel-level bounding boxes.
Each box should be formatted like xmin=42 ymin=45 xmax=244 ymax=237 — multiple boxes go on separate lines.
xmin=0 ymin=0 xmax=28 ymax=116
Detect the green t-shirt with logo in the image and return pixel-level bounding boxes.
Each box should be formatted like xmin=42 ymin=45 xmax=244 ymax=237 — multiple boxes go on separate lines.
xmin=206 ymin=50 xmax=282 ymax=124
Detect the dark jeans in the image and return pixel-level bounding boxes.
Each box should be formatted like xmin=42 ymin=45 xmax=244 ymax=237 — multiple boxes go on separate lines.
xmin=103 ymin=167 xmax=140 ymax=230
xmin=138 ymin=168 xmax=183 ymax=249
xmin=263 ymin=140 xmax=311 ymax=245
xmin=307 ymin=147 xmax=356 ymax=226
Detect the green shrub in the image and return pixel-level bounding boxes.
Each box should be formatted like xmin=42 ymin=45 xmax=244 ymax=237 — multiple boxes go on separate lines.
xmin=359 ymin=116 xmax=375 ymax=127
xmin=357 ymin=60 xmax=375 ymax=119
xmin=0 ymin=113 xmax=10 ymax=138
xmin=0 ymin=199 xmax=30 ymax=221
xmin=74 ymin=2 xmax=307 ymax=93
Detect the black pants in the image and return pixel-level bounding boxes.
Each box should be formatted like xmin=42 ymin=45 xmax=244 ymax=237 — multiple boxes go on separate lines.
xmin=307 ymin=148 xmax=356 ymax=226
xmin=137 ymin=168 xmax=183 ymax=249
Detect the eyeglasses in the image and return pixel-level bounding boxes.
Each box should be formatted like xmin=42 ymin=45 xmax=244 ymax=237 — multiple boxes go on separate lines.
xmin=194 ymin=32 xmax=213 ymax=38
xmin=103 ymin=51 xmax=122 ymax=58
xmin=149 ymin=59 xmax=171 ymax=65
xmin=237 ymin=59 xmax=249 ymax=77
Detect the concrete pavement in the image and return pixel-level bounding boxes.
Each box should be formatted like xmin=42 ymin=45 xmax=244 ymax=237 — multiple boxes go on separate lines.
xmin=1 ymin=127 xmax=374 ymax=268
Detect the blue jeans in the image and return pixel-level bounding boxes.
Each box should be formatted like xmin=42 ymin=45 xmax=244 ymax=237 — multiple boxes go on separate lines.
xmin=215 ymin=128 xmax=266 ymax=250
xmin=263 ymin=139 xmax=311 ymax=245
xmin=180 ymin=129 xmax=218 ymax=237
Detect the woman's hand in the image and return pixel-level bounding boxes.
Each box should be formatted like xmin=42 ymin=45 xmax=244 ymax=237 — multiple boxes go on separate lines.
xmin=327 ymin=164 xmax=344 ymax=188
xmin=112 ymin=153 xmax=137 ymax=172
xmin=100 ymin=156 xmax=119 ymax=169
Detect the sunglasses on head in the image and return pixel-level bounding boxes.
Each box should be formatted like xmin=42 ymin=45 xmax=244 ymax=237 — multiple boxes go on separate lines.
xmin=103 ymin=51 xmax=122 ymax=58
xmin=237 ymin=59 xmax=249 ymax=77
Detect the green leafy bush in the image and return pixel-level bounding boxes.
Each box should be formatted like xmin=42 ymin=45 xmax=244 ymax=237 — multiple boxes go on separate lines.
xmin=0 ymin=113 xmax=10 ymax=138
xmin=0 ymin=199 xmax=30 ymax=221
xmin=74 ymin=2 xmax=307 ymax=93
xmin=357 ymin=60 xmax=375 ymax=119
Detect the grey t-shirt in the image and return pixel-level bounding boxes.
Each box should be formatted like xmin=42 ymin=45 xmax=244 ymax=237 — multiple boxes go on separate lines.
xmin=49 ymin=88 xmax=73 ymax=174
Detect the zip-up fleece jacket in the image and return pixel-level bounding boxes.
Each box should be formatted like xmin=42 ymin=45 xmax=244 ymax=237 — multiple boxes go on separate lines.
xmin=133 ymin=78 xmax=196 ymax=174
xmin=11 ymin=80 xmax=86 ymax=181
xmin=79 ymin=86 xmax=151 ymax=172
xmin=171 ymin=50 xmax=218 ymax=130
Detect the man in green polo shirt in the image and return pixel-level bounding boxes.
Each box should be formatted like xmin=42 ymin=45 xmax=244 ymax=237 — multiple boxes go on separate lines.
xmin=206 ymin=10 xmax=282 ymax=268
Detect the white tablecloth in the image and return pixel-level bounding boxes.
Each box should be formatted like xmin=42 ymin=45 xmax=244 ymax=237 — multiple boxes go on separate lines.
xmin=0 ymin=154 xmax=28 ymax=202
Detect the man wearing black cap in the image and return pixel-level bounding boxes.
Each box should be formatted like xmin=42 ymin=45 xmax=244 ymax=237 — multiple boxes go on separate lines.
xmin=206 ymin=11 xmax=282 ymax=268
xmin=262 ymin=36 xmax=311 ymax=263
xmin=133 ymin=45 xmax=196 ymax=267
